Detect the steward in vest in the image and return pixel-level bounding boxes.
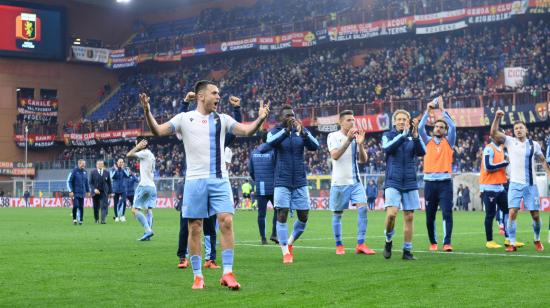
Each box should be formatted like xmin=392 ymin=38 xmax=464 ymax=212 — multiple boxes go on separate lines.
xmin=479 ymin=140 xmax=509 ymax=248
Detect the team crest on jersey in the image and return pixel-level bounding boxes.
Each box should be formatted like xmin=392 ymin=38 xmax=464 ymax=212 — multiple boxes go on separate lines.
xmin=189 ymin=118 xmax=194 ymax=122
xmin=489 ymin=197 xmax=495 ymax=202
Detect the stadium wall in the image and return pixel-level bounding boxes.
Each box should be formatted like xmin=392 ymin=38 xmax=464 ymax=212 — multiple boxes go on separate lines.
xmin=0 ymin=58 xmax=118 ymax=166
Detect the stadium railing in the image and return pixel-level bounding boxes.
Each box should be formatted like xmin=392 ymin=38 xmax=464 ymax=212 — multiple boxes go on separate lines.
xmin=62 ymin=90 xmax=549 ymax=134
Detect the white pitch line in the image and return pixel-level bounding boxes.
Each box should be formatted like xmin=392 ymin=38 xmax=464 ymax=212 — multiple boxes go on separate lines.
xmin=237 ymin=231 xmax=534 ymax=243
xmin=235 ymin=243 xmax=550 ymax=259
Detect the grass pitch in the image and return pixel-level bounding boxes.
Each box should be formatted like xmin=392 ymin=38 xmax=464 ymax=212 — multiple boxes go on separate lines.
xmin=1 ymin=208 xmax=549 ymax=307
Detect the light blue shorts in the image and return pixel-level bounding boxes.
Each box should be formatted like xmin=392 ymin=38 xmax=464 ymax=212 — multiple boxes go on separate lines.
xmin=384 ymin=187 xmax=420 ymax=211
xmin=329 ymin=182 xmax=367 ymax=211
xmin=508 ymin=182 xmax=540 ymax=211
xmin=133 ymin=185 xmax=157 ymax=209
xmin=274 ymin=186 xmax=310 ymax=211
xmin=183 ymin=178 xmax=234 ymax=218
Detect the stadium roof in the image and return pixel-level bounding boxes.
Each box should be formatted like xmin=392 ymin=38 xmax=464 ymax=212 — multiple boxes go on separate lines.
xmin=72 ymin=0 xmax=216 ymax=12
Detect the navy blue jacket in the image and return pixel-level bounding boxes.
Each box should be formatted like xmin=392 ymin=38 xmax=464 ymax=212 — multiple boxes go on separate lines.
xmin=125 ymin=174 xmax=139 ymax=196
xmin=67 ymin=167 xmax=90 ymax=198
xmin=366 ymin=183 xmax=378 ymax=199
xmin=382 ymin=128 xmax=426 ymax=191
xmin=266 ymin=125 xmax=319 ymax=189
xmin=249 ymin=143 xmax=276 ymax=196
xmin=110 ymin=167 xmax=129 ymax=194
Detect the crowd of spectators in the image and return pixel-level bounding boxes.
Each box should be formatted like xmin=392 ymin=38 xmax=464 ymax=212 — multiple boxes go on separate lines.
xmin=55 ymin=13 xmax=549 ymax=180
xmin=68 ymin=19 xmax=549 ymax=134
xmin=126 ymin=0 xmax=513 ymax=54
xmin=57 ymin=125 xmax=549 ymax=179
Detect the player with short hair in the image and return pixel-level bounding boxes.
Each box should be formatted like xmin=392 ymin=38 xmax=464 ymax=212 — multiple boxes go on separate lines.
xmin=491 ymin=112 xmax=550 ymax=252
xmin=327 ymin=110 xmax=375 ymax=255
xmin=267 ymin=105 xmax=319 ymax=264
xmin=140 ymin=80 xmax=269 ymax=290
xmin=418 ymin=96 xmax=456 ymax=252
xmin=479 ymin=139 xmax=509 ymax=248
xmin=126 ymin=138 xmax=156 ymax=241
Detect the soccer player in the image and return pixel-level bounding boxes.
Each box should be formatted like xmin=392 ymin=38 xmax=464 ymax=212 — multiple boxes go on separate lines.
xmin=382 ymin=110 xmax=425 ymax=260
xmin=141 ymin=80 xmax=269 ymax=290
xmin=479 ymin=139 xmax=509 ymax=248
xmin=110 ymin=158 xmax=129 ymax=222
xmin=327 ymin=110 xmax=375 ymax=255
xmin=267 ymin=105 xmax=319 ymax=264
xmin=67 ymin=159 xmax=90 ymax=225
xmin=249 ymin=131 xmax=277 ymax=244
xmin=418 ymin=96 xmax=456 ymax=252
xmin=126 ymin=138 xmax=156 ymax=241
xmin=490 ymin=110 xmax=550 ymax=252
xmin=175 ymin=91 xmax=243 ymax=270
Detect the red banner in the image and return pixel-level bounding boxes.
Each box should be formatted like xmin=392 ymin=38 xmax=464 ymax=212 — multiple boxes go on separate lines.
xmin=153 ymin=52 xmax=181 ymax=62
xmin=427 ymin=108 xmax=485 ymax=127
xmin=466 ymin=1 xmax=527 ymax=24
xmin=354 ymin=113 xmax=391 ymax=132
xmin=14 ymin=134 xmax=56 ymax=148
xmin=63 ymin=129 xmax=141 ymax=146
xmin=541 ymin=197 xmax=550 ymax=212
xmin=328 ymin=20 xmax=384 ymax=41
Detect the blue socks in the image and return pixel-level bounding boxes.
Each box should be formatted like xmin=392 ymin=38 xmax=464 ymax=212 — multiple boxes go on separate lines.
xmin=222 ymin=249 xmax=234 ymax=274
xmin=146 ymin=211 xmax=153 ymax=228
xmin=117 ymin=199 xmax=124 ymax=218
xmin=507 ymin=219 xmax=517 ymax=245
xmin=135 ymin=211 xmax=151 ymax=232
xmin=384 ymin=229 xmax=395 ymax=242
xmin=204 ymin=235 xmax=212 ymax=260
xmin=276 ymin=222 xmax=288 ymax=246
xmin=289 ymin=220 xmax=307 ymax=245
xmin=332 ymin=214 xmax=343 ymax=246
xmin=357 ymin=207 xmax=368 ymax=245
xmin=503 ymin=214 xmax=509 ymax=239
xmin=190 ymin=255 xmax=202 ymax=277
xmin=403 ymin=242 xmax=412 ymax=251
xmin=533 ymin=219 xmax=541 ymax=241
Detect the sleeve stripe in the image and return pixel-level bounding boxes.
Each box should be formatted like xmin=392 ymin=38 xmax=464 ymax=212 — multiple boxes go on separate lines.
xmin=306 ymin=131 xmax=319 ymax=147
xmin=382 ymin=134 xmax=402 ymax=150
xmin=168 ymin=122 xmax=176 ymax=134
xmin=66 ymin=172 xmax=72 ymax=192
xmin=266 ymin=129 xmax=285 ymax=143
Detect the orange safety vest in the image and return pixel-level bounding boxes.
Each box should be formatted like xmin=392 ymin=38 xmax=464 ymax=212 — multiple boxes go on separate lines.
xmin=423 ymin=138 xmax=453 ymax=174
xmin=479 ymin=143 xmax=508 ymax=185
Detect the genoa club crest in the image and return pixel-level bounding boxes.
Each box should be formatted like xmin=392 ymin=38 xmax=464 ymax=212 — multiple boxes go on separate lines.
xmin=15 ymin=13 xmax=41 ymax=49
